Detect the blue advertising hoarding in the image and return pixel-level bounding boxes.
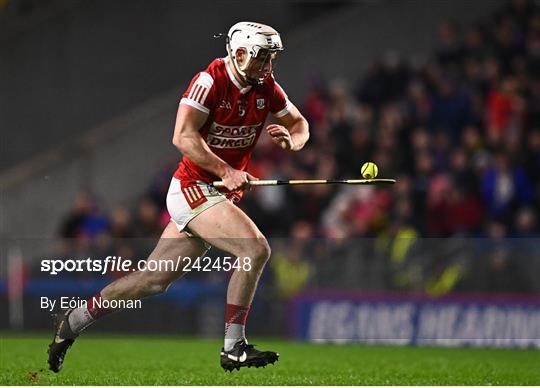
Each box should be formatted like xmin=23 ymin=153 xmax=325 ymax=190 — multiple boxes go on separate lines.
xmin=290 ymin=292 xmax=540 ymax=348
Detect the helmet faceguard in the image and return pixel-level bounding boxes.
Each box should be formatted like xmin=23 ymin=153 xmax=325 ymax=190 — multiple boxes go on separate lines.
xmin=226 ymin=22 xmax=283 ymax=85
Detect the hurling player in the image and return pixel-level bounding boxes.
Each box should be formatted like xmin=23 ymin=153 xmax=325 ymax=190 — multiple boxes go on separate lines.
xmin=48 ymin=21 xmax=309 ymax=372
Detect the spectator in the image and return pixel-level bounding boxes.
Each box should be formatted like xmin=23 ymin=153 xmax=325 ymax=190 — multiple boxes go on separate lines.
xmin=481 ymin=151 xmax=533 ymax=220
xmin=270 ymin=221 xmax=312 ymax=299
xmin=133 ymin=197 xmax=162 ymax=238
xmin=59 ymin=192 xmax=93 ymax=238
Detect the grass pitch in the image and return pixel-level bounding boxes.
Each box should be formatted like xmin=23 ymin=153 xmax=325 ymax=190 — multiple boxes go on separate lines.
xmin=1 ymin=334 xmax=539 ymax=385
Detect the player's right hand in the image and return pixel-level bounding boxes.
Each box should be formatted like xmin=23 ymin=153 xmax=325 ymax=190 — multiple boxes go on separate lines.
xmin=221 ymin=168 xmax=258 ymax=191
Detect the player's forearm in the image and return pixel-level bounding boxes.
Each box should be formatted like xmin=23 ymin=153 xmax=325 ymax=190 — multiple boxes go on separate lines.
xmin=175 ymin=134 xmax=231 ymax=178
xmin=288 ymin=118 xmax=309 ymax=151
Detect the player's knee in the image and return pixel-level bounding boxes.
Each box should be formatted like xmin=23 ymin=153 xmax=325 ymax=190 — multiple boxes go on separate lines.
xmin=147 ymin=280 xmax=171 ymax=295
xmin=250 ymin=238 xmax=271 ymax=267
xmin=140 ymin=271 xmax=173 ymax=295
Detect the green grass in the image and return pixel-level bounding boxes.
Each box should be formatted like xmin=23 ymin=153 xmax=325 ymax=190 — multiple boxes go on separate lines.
xmin=1 ymin=334 xmax=539 ymax=385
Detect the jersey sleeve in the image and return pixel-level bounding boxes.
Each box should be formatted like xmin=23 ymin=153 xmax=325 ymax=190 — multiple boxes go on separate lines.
xmin=180 ymin=72 xmax=217 ymax=114
xmin=269 ymin=80 xmax=292 ymax=118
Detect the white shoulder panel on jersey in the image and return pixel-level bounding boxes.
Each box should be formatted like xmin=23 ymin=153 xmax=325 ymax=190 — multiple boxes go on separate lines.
xmin=273 ymin=100 xmax=292 ymax=118
xmin=180 ymin=72 xmax=214 ymax=114
xmin=180 ymin=98 xmax=210 ymax=114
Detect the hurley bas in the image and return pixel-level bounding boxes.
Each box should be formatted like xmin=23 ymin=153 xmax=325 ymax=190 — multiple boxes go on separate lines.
xmin=41 ymin=296 xmax=142 ymax=312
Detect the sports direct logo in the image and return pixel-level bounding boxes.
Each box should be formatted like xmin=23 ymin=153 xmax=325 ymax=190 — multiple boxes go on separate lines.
xmin=206 ymin=122 xmax=260 ymax=149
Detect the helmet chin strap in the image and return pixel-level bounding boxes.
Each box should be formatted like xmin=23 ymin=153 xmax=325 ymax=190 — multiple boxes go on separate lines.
xmin=232 ymin=55 xmax=264 ymax=86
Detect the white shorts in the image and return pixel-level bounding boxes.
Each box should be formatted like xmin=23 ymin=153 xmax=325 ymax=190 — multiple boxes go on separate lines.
xmin=166 ymin=178 xmax=227 ymax=232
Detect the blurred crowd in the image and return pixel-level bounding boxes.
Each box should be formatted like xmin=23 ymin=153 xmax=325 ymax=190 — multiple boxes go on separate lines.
xmin=245 ymin=0 xmax=540 ymax=241
xmin=56 ymin=0 xmax=539 ymax=294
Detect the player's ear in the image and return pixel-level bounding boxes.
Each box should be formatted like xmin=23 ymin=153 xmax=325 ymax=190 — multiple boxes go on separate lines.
xmin=235 ymin=48 xmax=247 ymax=66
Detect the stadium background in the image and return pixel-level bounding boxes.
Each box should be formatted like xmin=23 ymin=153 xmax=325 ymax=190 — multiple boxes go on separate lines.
xmin=1 ymin=0 xmax=539 ymax=355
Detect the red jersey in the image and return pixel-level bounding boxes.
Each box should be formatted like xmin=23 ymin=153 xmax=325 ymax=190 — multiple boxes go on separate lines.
xmin=173 ymin=57 xmax=291 ymax=198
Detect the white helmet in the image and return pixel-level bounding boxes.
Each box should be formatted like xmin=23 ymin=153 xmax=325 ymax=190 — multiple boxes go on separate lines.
xmin=226 ymin=21 xmax=283 ymax=85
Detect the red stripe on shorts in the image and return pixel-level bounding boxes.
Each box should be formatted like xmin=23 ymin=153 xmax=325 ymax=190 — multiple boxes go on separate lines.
xmin=182 ymin=183 xmax=208 ymax=210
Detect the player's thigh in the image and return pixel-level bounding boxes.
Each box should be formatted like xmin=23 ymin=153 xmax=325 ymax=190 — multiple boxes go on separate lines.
xmin=186 ymin=200 xmax=269 ymax=259
xmin=145 ymin=221 xmax=208 ymax=276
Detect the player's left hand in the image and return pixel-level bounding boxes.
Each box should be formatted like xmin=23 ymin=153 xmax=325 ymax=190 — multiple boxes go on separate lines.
xmin=266 ymin=124 xmax=294 ymax=150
